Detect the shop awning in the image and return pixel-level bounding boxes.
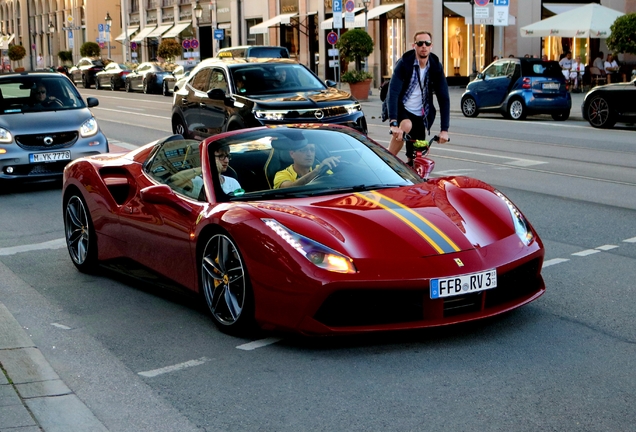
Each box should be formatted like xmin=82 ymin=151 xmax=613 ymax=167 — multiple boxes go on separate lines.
xmin=115 ymin=27 xmax=138 ymax=42
xmin=131 ymin=26 xmax=157 ymax=42
xmin=521 ymin=3 xmax=623 ymax=38
xmin=147 ymin=23 xmax=174 ymax=38
xmin=250 ymin=13 xmax=297 ymax=34
xmin=444 ymin=2 xmax=516 ymax=25
xmin=319 ymin=8 xmax=363 ymax=30
xmin=353 ymin=3 xmax=404 ymax=27
xmin=162 ymin=21 xmax=191 ymax=38
xmin=0 ymin=34 xmax=15 ymax=50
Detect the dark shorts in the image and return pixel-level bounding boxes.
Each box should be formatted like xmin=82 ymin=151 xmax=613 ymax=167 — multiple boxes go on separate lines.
xmin=398 ymin=107 xmax=427 ymax=159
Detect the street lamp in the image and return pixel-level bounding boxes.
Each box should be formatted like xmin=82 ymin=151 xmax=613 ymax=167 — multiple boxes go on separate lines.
xmin=194 ymin=0 xmax=203 ymax=38
xmin=362 ymin=0 xmax=371 ymax=72
xmin=48 ymin=21 xmax=55 ymax=68
xmin=470 ymin=0 xmax=477 ymax=80
xmin=105 ymin=12 xmax=112 ymax=60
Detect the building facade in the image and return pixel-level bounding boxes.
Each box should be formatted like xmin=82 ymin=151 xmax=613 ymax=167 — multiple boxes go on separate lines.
xmin=1 ymin=0 xmax=635 ymax=81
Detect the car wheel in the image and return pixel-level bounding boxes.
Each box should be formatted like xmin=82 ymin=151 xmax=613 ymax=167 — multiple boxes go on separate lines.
xmin=82 ymin=74 xmax=90 ymax=89
xmin=143 ymin=79 xmax=149 ymax=94
xmin=163 ymin=82 xmax=170 ymax=96
xmin=587 ymin=96 xmax=616 ymax=128
xmin=200 ymin=233 xmax=255 ymax=335
xmin=461 ymin=96 xmax=478 ymax=117
xmin=64 ymin=193 xmax=98 ymax=273
xmin=125 ymin=80 xmax=131 ymax=93
xmin=95 ymin=79 xmax=101 ymax=90
xmin=507 ymin=98 xmax=526 ymax=120
xmin=551 ymin=111 xmax=570 ymax=121
xmin=172 ymin=116 xmax=188 ymax=137
xmin=110 ymin=77 xmax=118 ymax=91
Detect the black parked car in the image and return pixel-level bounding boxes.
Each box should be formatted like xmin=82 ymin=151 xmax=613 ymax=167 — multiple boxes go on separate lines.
xmin=171 ymin=58 xmax=367 ymax=140
xmin=95 ymin=63 xmax=132 ymax=91
xmin=125 ymin=62 xmax=171 ymax=94
xmin=68 ymin=57 xmax=104 ymax=88
xmin=162 ymin=64 xmax=197 ymax=96
xmin=582 ymin=78 xmax=636 ymax=128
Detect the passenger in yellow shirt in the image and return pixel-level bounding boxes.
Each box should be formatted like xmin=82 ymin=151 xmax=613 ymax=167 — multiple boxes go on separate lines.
xmin=273 ymin=140 xmax=341 ymax=189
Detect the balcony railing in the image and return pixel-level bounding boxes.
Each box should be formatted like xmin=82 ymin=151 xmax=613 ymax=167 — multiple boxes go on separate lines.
xmin=162 ymin=0 xmax=175 ymax=7
xmin=147 ymin=0 xmax=159 ymax=9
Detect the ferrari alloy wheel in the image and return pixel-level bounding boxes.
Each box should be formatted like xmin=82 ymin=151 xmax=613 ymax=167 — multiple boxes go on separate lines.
xmin=64 ymin=194 xmax=98 ymax=273
xmin=587 ymin=96 xmax=615 ymax=129
xmin=163 ymin=82 xmax=170 ymax=96
xmin=201 ymin=234 xmax=254 ymax=334
xmin=110 ymin=77 xmax=117 ymax=91
xmin=508 ymin=98 xmax=526 ymax=120
xmin=461 ymin=96 xmax=478 ymax=117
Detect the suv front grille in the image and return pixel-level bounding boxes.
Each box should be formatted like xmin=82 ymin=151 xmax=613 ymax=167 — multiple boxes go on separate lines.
xmin=16 ymin=132 xmax=78 ymax=150
xmin=289 ymin=106 xmax=352 ymax=120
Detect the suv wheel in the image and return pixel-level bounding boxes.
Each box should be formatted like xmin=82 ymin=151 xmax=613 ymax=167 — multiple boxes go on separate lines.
xmin=143 ymin=80 xmax=149 ymax=94
xmin=95 ymin=79 xmax=101 ymax=90
xmin=125 ymin=80 xmax=131 ymax=93
xmin=507 ymin=98 xmax=526 ymax=120
xmin=163 ymin=82 xmax=170 ymax=96
xmin=173 ymin=117 xmax=188 ymax=138
xmin=111 ymin=77 xmax=118 ymax=91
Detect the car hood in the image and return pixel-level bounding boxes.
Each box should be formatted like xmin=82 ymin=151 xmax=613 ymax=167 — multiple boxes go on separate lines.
xmin=0 ymin=108 xmax=93 ymax=133
xmin=244 ymin=88 xmax=356 ymax=108
xmin=250 ymin=179 xmax=522 ymax=259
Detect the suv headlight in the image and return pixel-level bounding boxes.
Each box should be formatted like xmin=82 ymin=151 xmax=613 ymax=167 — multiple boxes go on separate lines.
xmin=345 ymin=103 xmax=362 ymax=115
xmin=263 ymin=219 xmax=357 ymax=273
xmin=495 ymin=191 xmax=534 ymax=246
xmin=80 ymin=117 xmax=98 ymax=137
xmin=254 ymin=110 xmax=286 ymax=121
xmin=0 ymin=127 xmax=13 ymax=143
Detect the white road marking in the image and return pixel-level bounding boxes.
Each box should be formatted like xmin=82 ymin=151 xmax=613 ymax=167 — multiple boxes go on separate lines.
xmin=433 ymin=169 xmax=476 ymax=176
xmin=543 ymin=258 xmax=570 ymax=268
xmin=572 ymin=249 xmax=601 ymax=257
xmin=434 ymin=147 xmax=547 ymax=167
xmin=596 ymin=244 xmax=618 ymax=251
xmin=93 ymin=106 xmax=170 ymax=120
xmin=236 ymin=337 xmax=282 ymax=351
xmin=0 ymin=238 xmax=66 ymax=256
xmin=623 ymin=237 xmax=636 ymax=243
xmin=138 ymin=357 xmax=211 ymax=378
xmin=116 ymin=106 xmax=146 ymax=111
xmin=51 ymin=323 xmax=72 ymax=330
xmin=109 ymin=139 xmax=140 ymax=150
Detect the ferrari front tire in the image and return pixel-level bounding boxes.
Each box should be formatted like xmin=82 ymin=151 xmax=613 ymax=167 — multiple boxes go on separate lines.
xmin=200 ymin=233 xmax=255 ymax=335
xmin=64 ymin=194 xmax=98 ymax=273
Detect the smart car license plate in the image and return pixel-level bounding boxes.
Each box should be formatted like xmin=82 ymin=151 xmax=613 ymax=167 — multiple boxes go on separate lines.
xmin=542 ymin=82 xmax=559 ymax=90
xmin=430 ymin=269 xmax=497 ymax=299
xmin=29 ymin=151 xmax=71 ymax=163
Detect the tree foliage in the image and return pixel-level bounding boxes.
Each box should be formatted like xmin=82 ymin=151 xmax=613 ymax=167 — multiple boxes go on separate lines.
xmin=58 ymin=50 xmax=73 ymax=63
xmin=8 ymin=45 xmax=26 ymax=61
xmin=80 ymin=42 xmax=100 ymax=57
xmin=335 ymin=29 xmax=374 ymax=70
xmin=606 ymin=13 xmax=636 ymax=56
xmin=158 ymin=39 xmax=183 ymax=62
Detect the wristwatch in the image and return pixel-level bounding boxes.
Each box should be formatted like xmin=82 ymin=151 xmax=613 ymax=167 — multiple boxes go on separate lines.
xmin=389 ymin=120 xmax=399 ymax=128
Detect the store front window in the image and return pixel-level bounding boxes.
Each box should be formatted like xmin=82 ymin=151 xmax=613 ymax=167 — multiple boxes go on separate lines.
xmin=443 ymin=2 xmax=492 ymax=78
xmin=280 ymin=0 xmax=300 ymax=58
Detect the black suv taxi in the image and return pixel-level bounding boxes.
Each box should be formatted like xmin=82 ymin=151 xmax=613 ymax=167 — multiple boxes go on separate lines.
xmin=171 ymin=58 xmax=367 ymax=140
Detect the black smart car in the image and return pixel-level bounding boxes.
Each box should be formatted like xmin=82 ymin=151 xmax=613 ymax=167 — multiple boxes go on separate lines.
xmin=171 ymin=58 xmax=367 ymax=140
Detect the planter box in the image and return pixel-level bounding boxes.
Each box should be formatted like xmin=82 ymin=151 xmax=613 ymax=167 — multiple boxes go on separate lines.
xmin=347 ymin=79 xmax=372 ymax=101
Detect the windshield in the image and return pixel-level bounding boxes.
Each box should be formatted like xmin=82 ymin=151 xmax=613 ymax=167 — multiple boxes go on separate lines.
xmin=230 ymin=64 xmax=325 ymax=95
xmin=211 ymin=127 xmax=422 ymax=202
xmin=0 ymin=76 xmax=85 ymax=114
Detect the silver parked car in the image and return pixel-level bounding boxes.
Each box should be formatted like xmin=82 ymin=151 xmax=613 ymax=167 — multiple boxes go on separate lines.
xmin=0 ymin=72 xmax=108 ymax=184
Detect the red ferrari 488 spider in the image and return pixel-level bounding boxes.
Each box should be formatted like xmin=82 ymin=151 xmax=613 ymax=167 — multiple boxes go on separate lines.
xmin=62 ymin=125 xmax=545 ymax=335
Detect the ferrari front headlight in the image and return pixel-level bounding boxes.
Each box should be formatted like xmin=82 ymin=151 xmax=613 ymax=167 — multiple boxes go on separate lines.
xmin=80 ymin=117 xmax=98 ymax=137
xmin=0 ymin=127 xmax=13 ymax=143
xmin=263 ymin=219 xmax=357 ymax=273
xmin=495 ymin=191 xmax=534 ymax=246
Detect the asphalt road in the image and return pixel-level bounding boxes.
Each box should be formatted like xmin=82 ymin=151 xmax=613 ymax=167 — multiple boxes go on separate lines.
xmin=1 ymin=88 xmax=635 ymax=431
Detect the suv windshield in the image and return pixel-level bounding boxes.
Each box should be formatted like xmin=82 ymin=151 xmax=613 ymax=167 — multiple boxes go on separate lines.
xmin=0 ymin=76 xmax=85 ymax=114
xmin=231 ymin=64 xmax=325 ymax=95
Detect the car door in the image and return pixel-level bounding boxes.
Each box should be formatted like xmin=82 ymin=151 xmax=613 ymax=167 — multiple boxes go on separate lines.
xmin=472 ymin=61 xmax=513 ymax=108
xmin=613 ymin=83 xmax=636 ymax=120
xmin=179 ymin=67 xmax=212 ymax=139
xmin=196 ymin=67 xmax=230 ymax=139
xmin=132 ymin=64 xmax=148 ymax=90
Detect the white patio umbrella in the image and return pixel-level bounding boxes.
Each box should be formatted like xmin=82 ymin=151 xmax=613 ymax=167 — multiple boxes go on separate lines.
xmin=520 ymin=3 xmax=624 ymax=38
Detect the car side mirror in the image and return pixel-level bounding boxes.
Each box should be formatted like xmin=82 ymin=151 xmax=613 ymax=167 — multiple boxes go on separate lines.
xmin=477 ymin=73 xmax=484 ymax=80
xmin=207 ymin=88 xmax=226 ymax=100
xmin=325 ymin=80 xmax=337 ymax=88
xmin=140 ymin=184 xmax=193 ymax=213
xmin=86 ymin=97 xmax=99 ymax=107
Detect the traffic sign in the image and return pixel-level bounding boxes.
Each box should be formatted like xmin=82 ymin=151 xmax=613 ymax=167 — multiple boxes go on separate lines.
xmin=99 ymin=42 xmax=105 ymax=48
xmin=182 ymin=39 xmax=191 ymax=49
xmin=190 ymin=39 xmax=199 ymax=49
xmin=345 ymin=0 xmax=355 ymax=12
xmin=214 ymin=29 xmax=225 ymax=40
xmin=494 ymin=0 xmax=508 ymax=4
xmin=333 ymin=0 xmax=342 ymax=12
xmin=130 ymin=41 xmax=137 ymax=50
xmin=98 ymin=23 xmax=104 ymax=32
xmin=474 ymin=0 xmax=489 ymax=6
xmin=327 ymin=31 xmax=338 ymax=45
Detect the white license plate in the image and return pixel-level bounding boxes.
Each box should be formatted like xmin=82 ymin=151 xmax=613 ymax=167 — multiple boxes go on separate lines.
xmin=29 ymin=151 xmax=71 ymax=163
xmin=430 ymin=269 xmax=497 ymax=299
xmin=542 ymin=82 xmax=559 ymax=90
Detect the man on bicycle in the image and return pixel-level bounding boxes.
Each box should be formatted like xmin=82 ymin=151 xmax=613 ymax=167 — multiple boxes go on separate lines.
xmin=387 ymin=31 xmax=450 ymax=165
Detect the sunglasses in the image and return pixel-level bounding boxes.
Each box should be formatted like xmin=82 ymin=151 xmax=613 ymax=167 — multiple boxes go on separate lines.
xmin=415 ymin=40 xmax=432 ymax=47
xmin=37 ymin=90 xmax=46 ymax=94
xmin=215 ymin=154 xmax=231 ymax=160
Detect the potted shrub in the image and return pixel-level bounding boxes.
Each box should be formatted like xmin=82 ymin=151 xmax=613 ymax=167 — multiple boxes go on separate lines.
xmin=336 ymin=29 xmax=374 ymax=100
xmin=8 ymin=44 xmax=26 ymax=71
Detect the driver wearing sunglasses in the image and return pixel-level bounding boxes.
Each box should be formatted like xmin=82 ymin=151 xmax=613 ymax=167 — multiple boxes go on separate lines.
xmin=386 ymin=31 xmax=450 ymax=166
